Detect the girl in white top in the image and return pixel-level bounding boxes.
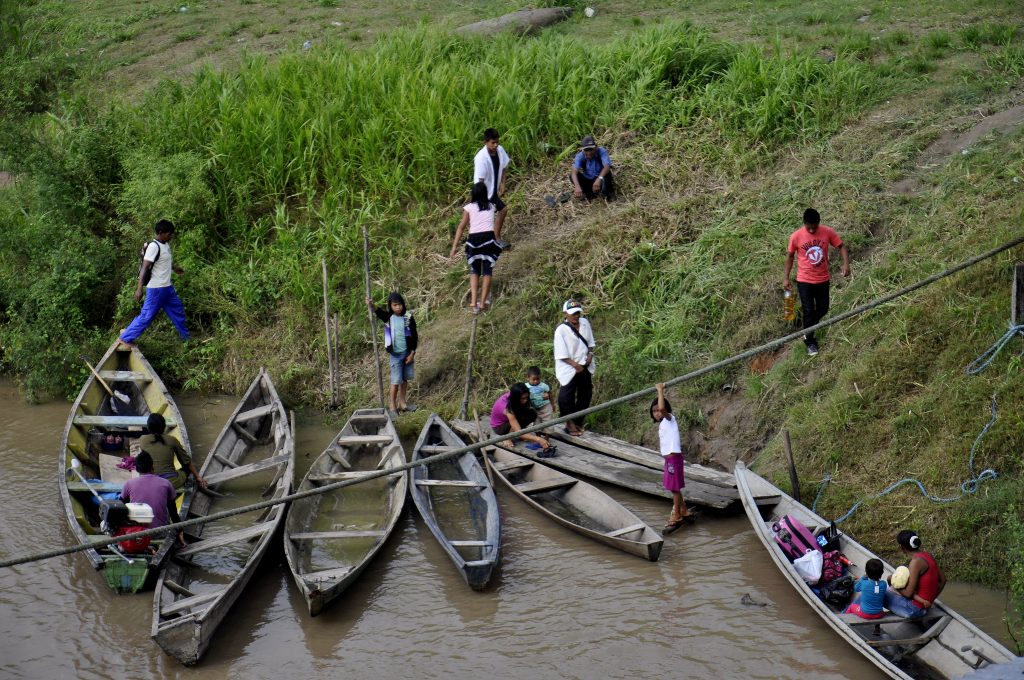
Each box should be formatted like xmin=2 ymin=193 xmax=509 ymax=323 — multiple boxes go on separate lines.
xmin=651 ymin=383 xmax=693 ymax=530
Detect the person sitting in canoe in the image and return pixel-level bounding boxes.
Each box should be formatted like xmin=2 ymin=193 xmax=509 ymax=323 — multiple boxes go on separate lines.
xmin=138 ymin=413 xmax=206 ymax=489
xmin=119 ymin=451 xmax=185 ymax=546
xmin=489 ymin=383 xmax=556 ymax=456
xmin=883 ymin=530 xmax=945 ymax=618
xmin=843 ymin=557 xmax=887 ymax=619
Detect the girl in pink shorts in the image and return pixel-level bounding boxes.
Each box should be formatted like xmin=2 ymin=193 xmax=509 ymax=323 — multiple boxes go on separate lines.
xmin=651 ymin=383 xmax=694 ymax=530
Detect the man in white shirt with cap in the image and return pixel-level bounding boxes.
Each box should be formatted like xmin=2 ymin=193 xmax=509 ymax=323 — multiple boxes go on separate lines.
xmin=553 ymin=299 xmax=596 ymax=436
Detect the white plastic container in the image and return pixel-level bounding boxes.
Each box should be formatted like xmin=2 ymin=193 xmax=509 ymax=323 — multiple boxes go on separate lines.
xmin=126 ymin=502 xmax=154 ymax=525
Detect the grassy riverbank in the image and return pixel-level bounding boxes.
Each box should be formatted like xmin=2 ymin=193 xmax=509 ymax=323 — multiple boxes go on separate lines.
xmin=2 ymin=0 xmax=1024 ymax=638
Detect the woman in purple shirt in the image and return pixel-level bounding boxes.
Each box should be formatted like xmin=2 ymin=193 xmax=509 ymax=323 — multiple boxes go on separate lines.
xmin=490 ymin=383 xmax=556 ymax=455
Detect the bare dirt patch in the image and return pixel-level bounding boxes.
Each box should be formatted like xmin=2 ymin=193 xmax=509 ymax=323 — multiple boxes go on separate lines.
xmin=0 ymin=172 xmax=13 ymax=187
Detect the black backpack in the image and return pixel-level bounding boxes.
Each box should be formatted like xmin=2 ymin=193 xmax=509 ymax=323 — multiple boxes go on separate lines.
xmin=139 ymin=240 xmax=161 ymax=285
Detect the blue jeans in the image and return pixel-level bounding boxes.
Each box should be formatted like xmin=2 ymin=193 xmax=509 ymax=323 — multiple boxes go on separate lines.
xmin=388 ymin=352 xmax=414 ymax=385
xmin=121 ymin=285 xmax=189 ymax=342
xmin=883 ymin=590 xmax=927 ymax=619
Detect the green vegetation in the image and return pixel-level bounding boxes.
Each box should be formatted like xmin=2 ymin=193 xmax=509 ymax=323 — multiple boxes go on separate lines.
xmin=2 ymin=0 xmax=1024 ymax=639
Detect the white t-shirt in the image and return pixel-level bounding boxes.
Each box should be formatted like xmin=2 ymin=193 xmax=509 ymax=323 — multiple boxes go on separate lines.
xmin=658 ymin=413 xmax=681 ymax=457
xmin=144 ymin=240 xmax=173 ymax=289
xmin=553 ymin=318 xmax=596 ymax=385
xmin=473 ymin=145 xmax=510 ymax=200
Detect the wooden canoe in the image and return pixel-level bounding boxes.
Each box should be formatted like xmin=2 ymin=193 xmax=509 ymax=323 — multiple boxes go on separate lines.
xmin=152 ymin=369 xmax=294 ymax=665
xmin=452 ymin=418 xmax=779 ymax=510
xmin=734 ymin=461 xmax=1017 ymax=679
xmin=284 ymin=408 xmax=407 ymax=616
xmin=486 ymin=446 xmax=663 ymax=561
xmin=59 ymin=340 xmax=194 ymax=593
xmin=410 ymin=414 xmax=500 ymax=590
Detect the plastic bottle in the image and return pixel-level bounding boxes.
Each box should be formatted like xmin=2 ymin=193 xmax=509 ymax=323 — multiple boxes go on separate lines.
xmin=783 ymin=289 xmax=795 ymax=321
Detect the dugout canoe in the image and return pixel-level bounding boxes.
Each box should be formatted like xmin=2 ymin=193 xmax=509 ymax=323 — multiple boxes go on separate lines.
xmin=153 ymin=369 xmax=294 ymax=665
xmin=59 ymin=340 xmax=194 ymax=593
xmin=734 ymin=461 xmax=1018 ymax=679
xmin=284 ymin=408 xmax=408 ymax=616
xmin=486 ymin=446 xmax=663 ymax=561
xmin=410 ymin=415 xmax=500 ymax=590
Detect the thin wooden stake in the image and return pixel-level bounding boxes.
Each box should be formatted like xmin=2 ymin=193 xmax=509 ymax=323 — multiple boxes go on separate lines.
xmin=782 ymin=429 xmax=801 ymax=503
xmin=322 ymin=259 xmax=336 ymax=407
xmin=472 ymin=408 xmax=495 ymax=487
xmin=332 ymin=312 xmax=340 ymax=405
xmin=458 ymin=315 xmax=480 ymax=420
xmin=1012 ymin=262 xmax=1024 ymax=326
xmin=363 ymin=224 xmax=386 ymax=409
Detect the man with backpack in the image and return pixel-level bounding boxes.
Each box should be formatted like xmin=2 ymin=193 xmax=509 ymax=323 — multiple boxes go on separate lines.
xmin=119 ymin=219 xmax=190 ymax=348
xmin=553 ymin=299 xmax=596 ymax=436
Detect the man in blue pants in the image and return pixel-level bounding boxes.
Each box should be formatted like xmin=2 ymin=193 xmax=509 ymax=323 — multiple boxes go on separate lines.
xmin=119 ymin=220 xmax=190 ymax=348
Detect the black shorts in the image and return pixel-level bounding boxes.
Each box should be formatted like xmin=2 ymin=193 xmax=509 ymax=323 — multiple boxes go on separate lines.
xmin=489 ymin=195 xmax=507 ymax=212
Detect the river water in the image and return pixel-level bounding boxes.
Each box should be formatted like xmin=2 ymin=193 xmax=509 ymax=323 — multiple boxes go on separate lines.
xmin=0 ymin=381 xmax=1015 ymax=679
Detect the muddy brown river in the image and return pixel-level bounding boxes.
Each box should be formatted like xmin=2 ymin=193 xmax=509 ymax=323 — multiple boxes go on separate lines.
xmin=0 ymin=380 xmax=1014 ymax=679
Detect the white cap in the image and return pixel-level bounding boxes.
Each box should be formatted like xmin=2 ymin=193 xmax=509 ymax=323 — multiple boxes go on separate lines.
xmin=562 ymin=299 xmax=583 ymax=315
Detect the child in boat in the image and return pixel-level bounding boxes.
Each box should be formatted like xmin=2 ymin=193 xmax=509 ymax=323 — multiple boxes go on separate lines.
xmin=449 ymin=181 xmax=502 ymax=313
xmin=367 ymin=292 xmax=418 ymax=416
xmin=525 ymin=366 xmax=555 ymax=431
xmin=138 ymin=413 xmax=206 ymax=489
xmin=844 ymin=558 xmax=887 ymax=619
xmin=651 ymin=383 xmax=694 ymax=530
xmin=490 ymin=383 xmax=556 ymax=455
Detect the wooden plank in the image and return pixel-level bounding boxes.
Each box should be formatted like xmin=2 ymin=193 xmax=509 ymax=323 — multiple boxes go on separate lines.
xmin=234 ymin=403 xmax=277 ymax=424
xmin=606 ymin=522 xmax=647 ymax=538
xmin=160 ymin=589 xmax=222 ymax=617
xmin=303 ymin=567 xmax=353 ymax=582
xmin=838 ymin=613 xmax=924 ymax=626
xmin=449 ymin=540 xmax=491 ymax=547
xmin=176 ymin=523 xmax=272 ymax=557
xmin=67 ymin=481 xmax=123 ymax=494
xmin=415 ymin=479 xmax=485 ymax=488
xmin=515 ymin=478 xmax=577 ymax=494
xmin=338 ymin=434 xmax=393 ymax=447
xmin=308 ymin=471 xmax=381 ymax=483
xmin=163 ymin=579 xmax=195 ymax=597
xmin=74 ymin=414 xmax=177 ymax=428
xmin=232 ymin=423 xmax=257 ymax=444
xmin=97 ymin=370 xmax=151 ymax=383
xmin=864 ymin=616 xmax=951 ymax=647
xmin=289 ymin=530 xmax=385 ymax=540
xmin=464 ymin=559 xmax=494 ymax=567
xmin=493 ymin=459 xmax=534 ymax=472
xmin=418 ymin=445 xmax=454 ymax=455
xmin=202 ymin=453 xmax=290 ymax=485
xmin=327 ymin=447 xmax=352 ymax=469
xmin=213 ymin=452 xmax=238 ymax=468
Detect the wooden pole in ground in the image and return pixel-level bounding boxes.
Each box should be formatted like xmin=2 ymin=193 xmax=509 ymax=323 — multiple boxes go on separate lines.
xmin=458 ymin=315 xmax=480 ymax=420
xmin=782 ymin=429 xmax=801 ymax=503
xmin=322 ymin=259 xmax=336 ymax=407
xmin=1012 ymin=263 xmax=1024 ymax=326
xmin=363 ymin=224 xmax=386 ymax=409
xmin=332 ymin=312 xmax=340 ymax=404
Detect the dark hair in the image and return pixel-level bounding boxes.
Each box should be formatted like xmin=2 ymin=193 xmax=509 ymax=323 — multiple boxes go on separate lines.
xmin=155 ymin=219 xmax=175 ymax=235
xmin=865 ymin=558 xmax=883 ymax=580
xmin=470 ymin=181 xmax=491 ymax=212
xmin=526 ymin=366 xmax=541 ymax=377
xmin=508 ymin=382 xmax=536 ymax=424
xmin=896 ymin=530 xmax=921 ymax=551
xmin=483 ymin=128 xmax=500 ymax=142
xmin=803 ymin=208 xmax=820 ymax=226
xmin=386 ymin=292 xmax=407 ymax=315
xmin=134 ymin=451 xmax=154 ymax=474
xmin=146 ymin=413 xmax=167 ymax=444
xmin=649 ymin=395 xmax=673 ymax=422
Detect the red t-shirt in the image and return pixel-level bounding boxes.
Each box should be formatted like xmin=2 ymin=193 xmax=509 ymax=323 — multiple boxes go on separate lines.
xmin=788 ymin=225 xmax=843 ymax=284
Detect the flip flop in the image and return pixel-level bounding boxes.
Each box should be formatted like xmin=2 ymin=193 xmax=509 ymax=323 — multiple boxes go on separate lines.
xmin=563 ymin=426 xmax=582 ymax=437
xmin=662 ymin=518 xmax=686 ymax=535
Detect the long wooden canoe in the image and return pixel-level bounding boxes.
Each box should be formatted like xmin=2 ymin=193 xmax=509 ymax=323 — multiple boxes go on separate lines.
xmin=152 ymin=369 xmax=294 ymax=665
xmin=284 ymin=408 xmax=407 ymax=616
xmin=734 ymin=461 xmax=1017 ymax=679
xmin=452 ymin=418 xmax=779 ymax=510
xmin=410 ymin=415 xmax=500 ymax=590
xmin=486 ymin=446 xmax=663 ymax=561
xmin=59 ymin=340 xmax=193 ymax=593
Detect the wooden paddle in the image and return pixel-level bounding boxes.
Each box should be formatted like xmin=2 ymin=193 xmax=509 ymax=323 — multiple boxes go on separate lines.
xmin=81 ymin=355 xmax=137 ymax=416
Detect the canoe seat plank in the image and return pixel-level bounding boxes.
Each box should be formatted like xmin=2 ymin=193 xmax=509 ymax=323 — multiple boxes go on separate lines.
xmin=232 ymin=423 xmax=258 ymax=444
xmin=308 ymin=471 xmax=385 ymax=483
xmin=493 ymin=459 xmax=534 ymax=472
xmin=162 ymin=579 xmax=195 ymax=597
xmin=463 ymin=559 xmax=495 ymax=567
xmin=418 ymin=445 xmax=454 ymax=455
xmin=97 ymin=370 xmax=151 ymax=383
xmin=290 ymin=530 xmax=385 ymax=540
xmin=68 ymin=481 xmax=123 ymax=494
xmin=605 ymin=523 xmax=647 ymax=538
xmin=234 ymin=403 xmax=277 ymax=423
xmin=327 ymin=448 xmax=353 ymax=469
xmin=377 ymin=448 xmax=401 ymax=469
xmin=160 ymin=589 xmax=223 ymax=617
xmin=415 ymin=479 xmax=485 ymax=488
xmin=303 ymin=566 xmax=353 ymax=583
xmin=838 ymin=612 xmax=941 ymax=626
xmin=203 ymin=453 xmax=290 ymax=485
xmin=515 ymin=477 xmax=577 ymax=494
xmin=449 ymin=540 xmax=491 ymax=547
xmin=213 ymin=452 xmax=238 ymax=469
xmin=73 ymin=414 xmax=177 ymax=428
xmin=864 ymin=616 xmax=951 ymax=648
xmin=176 ymin=523 xmax=272 ymax=557
xmin=338 ymin=435 xmax=393 ymax=447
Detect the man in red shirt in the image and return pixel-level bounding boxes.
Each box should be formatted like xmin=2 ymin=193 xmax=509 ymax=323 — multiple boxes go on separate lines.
xmin=783 ymin=208 xmax=850 ymax=356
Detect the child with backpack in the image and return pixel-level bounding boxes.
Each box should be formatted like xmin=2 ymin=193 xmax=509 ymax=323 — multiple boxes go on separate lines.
xmin=367 ymin=292 xmax=417 ymax=417
xmin=119 ymin=219 xmax=189 ymax=348
xmin=651 ymin=383 xmax=694 ymax=533
xmin=844 ymin=558 xmax=888 ymax=619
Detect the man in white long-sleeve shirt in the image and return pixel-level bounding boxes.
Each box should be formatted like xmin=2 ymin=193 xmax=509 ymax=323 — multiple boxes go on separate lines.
xmin=553 ymin=299 xmax=596 ymax=436
xmin=473 ymin=127 xmax=510 ymax=249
